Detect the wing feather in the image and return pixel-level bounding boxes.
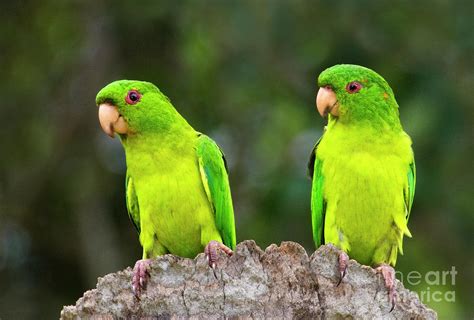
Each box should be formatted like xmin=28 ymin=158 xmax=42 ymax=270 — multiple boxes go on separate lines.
xmin=126 ymin=173 xmax=141 ymax=234
xmin=308 ymin=136 xmax=326 ymax=247
xmin=196 ymin=134 xmax=236 ymax=249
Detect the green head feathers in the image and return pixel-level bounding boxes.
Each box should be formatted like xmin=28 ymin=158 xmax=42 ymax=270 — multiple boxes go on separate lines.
xmin=96 ymin=80 xmax=189 ymax=137
xmin=316 ymin=64 xmax=400 ymax=128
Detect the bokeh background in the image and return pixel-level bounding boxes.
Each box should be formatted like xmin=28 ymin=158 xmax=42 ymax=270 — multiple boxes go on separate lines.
xmin=1 ymin=0 xmax=472 ymax=318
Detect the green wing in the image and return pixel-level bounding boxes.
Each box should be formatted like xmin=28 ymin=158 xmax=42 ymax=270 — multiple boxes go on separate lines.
xmin=308 ymin=136 xmax=326 ymax=248
xmin=125 ymin=173 xmax=141 ymax=234
xmin=196 ymin=133 xmax=236 ymax=249
xmin=405 ymin=159 xmax=416 ymax=222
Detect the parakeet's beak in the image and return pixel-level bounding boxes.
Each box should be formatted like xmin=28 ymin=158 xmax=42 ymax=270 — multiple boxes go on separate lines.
xmin=98 ymin=103 xmax=128 ymax=138
xmin=316 ymin=86 xmax=339 ymax=117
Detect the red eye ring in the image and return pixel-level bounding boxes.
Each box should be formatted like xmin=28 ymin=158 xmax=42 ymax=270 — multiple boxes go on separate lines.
xmin=346 ymin=81 xmax=362 ymax=94
xmin=125 ymin=90 xmax=142 ymax=104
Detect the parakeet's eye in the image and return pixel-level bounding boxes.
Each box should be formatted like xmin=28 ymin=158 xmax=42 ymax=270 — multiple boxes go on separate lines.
xmin=346 ymin=82 xmax=362 ymax=94
xmin=125 ymin=90 xmax=142 ymax=105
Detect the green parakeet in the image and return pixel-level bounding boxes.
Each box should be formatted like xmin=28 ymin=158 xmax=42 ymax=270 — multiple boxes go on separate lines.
xmin=96 ymin=80 xmax=236 ymax=295
xmin=308 ymin=65 xmax=415 ymax=309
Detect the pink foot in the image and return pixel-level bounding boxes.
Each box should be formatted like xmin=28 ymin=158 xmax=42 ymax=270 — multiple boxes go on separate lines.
xmin=204 ymin=240 xmax=233 ymax=269
xmin=132 ymin=259 xmax=152 ymax=298
xmin=376 ymin=264 xmax=397 ymax=312
xmin=337 ymin=251 xmax=349 ymax=286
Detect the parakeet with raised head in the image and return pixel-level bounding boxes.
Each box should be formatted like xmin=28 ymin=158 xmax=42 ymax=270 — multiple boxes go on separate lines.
xmin=96 ymin=80 xmax=236 ymax=296
xmin=308 ymin=64 xmax=415 ymax=310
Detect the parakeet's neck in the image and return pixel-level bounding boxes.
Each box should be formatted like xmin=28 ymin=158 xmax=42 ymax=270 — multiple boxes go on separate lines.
xmin=325 ymin=113 xmax=408 ymax=152
xmin=119 ymin=116 xmax=197 ymax=175
xmin=328 ymin=115 xmax=402 ymax=132
xmin=329 ymin=99 xmax=402 ymax=132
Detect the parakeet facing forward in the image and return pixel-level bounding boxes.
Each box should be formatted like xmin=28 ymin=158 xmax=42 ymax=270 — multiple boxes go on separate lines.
xmin=96 ymin=80 xmax=236 ymax=296
xmin=308 ymin=65 xmax=415 ymax=309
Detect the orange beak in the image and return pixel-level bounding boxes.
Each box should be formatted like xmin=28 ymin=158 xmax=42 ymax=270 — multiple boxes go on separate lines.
xmin=316 ymin=86 xmax=339 ymax=117
xmin=98 ymin=103 xmax=128 ymax=138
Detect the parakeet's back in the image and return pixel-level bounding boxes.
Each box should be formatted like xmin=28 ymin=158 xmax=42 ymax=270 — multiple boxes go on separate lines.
xmin=310 ymin=65 xmax=415 ymax=267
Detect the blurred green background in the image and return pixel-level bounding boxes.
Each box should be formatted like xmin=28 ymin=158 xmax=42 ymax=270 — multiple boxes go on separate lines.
xmin=0 ymin=0 xmax=472 ymax=318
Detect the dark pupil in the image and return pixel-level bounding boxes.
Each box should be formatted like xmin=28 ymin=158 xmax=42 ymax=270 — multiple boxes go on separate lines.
xmin=129 ymin=92 xmax=138 ymax=101
xmin=350 ymin=83 xmax=358 ymax=91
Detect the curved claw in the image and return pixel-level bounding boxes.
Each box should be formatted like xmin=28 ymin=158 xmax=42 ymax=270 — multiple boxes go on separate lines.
xmin=375 ymin=264 xmax=397 ymax=312
xmin=337 ymin=251 xmax=349 ymax=286
xmin=132 ymin=259 xmax=152 ymax=298
xmin=204 ymin=240 xmax=233 ymax=271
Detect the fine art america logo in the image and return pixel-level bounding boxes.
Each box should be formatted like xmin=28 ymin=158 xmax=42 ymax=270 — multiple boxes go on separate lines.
xmin=396 ymin=266 xmax=457 ymax=303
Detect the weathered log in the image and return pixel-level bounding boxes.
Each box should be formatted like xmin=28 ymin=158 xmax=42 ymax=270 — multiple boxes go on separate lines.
xmin=61 ymin=241 xmax=436 ymax=319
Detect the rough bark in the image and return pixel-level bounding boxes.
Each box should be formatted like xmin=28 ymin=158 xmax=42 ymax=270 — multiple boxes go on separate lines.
xmin=61 ymin=241 xmax=436 ymax=319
